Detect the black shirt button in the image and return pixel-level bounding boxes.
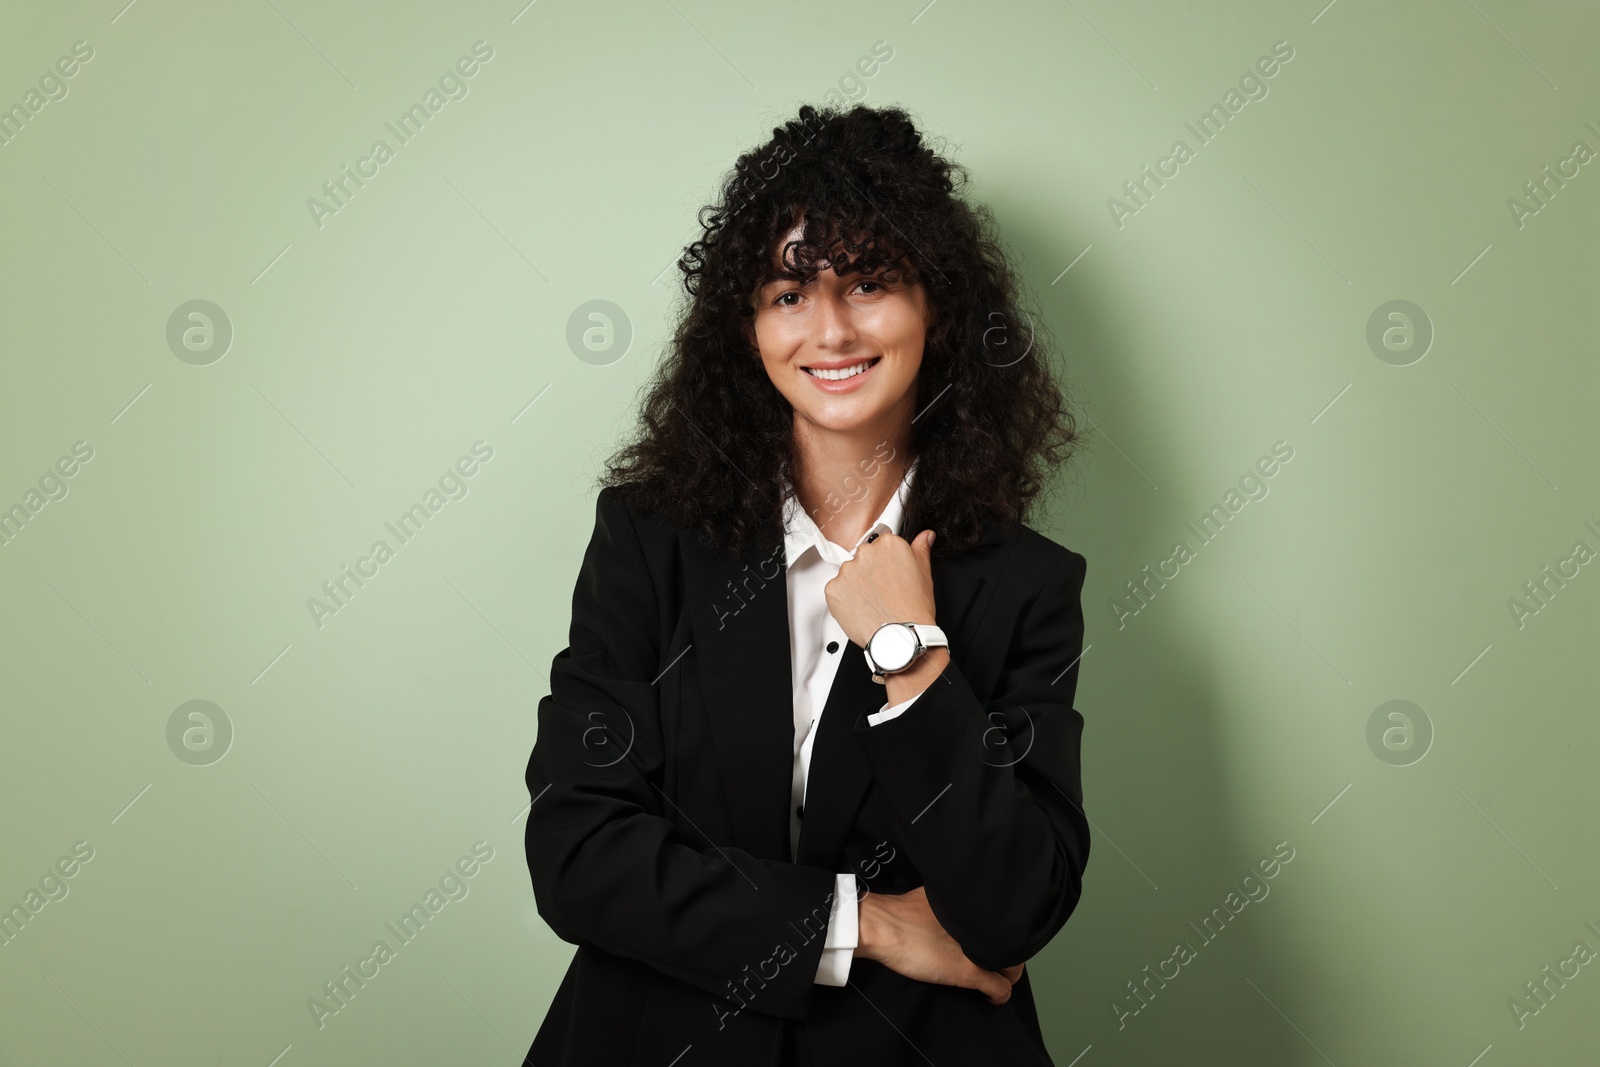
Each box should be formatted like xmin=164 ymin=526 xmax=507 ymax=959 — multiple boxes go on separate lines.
xmin=826 ymin=641 xmax=839 ymax=654
xmin=796 ymin=804 xmax=805 ymax=819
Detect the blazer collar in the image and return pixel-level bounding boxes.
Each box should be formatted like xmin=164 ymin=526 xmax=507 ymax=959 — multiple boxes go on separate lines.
xmin=679 ymin=491 xmax=1006 ymax=864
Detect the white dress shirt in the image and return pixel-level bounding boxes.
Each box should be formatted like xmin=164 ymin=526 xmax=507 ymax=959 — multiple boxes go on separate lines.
xmin=783 ymin=459 xmax=926 ymax=986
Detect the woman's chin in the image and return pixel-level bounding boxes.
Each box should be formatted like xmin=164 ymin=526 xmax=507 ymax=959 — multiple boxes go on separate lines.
xmin=795 ymin=402 xmax=886 ymax=435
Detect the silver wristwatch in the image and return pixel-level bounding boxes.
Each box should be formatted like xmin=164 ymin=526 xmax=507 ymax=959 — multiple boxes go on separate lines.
xmin=863 ymin=622 xmax=948 ymax=684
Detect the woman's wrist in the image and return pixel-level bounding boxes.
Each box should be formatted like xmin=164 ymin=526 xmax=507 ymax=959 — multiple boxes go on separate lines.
xmin=853 ymin=892 xmax=886 ymax=960
xmin=883 ymin=646 xmax=950 ymax=706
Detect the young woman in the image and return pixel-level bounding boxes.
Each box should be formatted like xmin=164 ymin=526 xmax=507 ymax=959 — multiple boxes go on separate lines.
xmin=524 ymin=103 xmax=1090 ymax=1067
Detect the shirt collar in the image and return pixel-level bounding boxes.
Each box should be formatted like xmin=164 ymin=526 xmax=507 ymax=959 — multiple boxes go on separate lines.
xmin=781 ymin=458 xmax=917 ymax=569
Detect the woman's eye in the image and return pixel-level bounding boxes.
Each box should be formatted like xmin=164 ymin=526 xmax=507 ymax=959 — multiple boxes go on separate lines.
xmin=770 ymin=280 xmax=882 ymax=306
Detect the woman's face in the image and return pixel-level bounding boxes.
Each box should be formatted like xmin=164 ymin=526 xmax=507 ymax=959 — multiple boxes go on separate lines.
xmin=748 ymin=224 xmax=932 ymax=441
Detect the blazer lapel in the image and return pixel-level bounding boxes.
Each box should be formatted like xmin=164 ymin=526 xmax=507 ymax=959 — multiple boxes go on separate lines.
xmin=792 ymin=638 xmax=878 ymax=868
xmin=681 ymin=526 xmax=797 ymax=861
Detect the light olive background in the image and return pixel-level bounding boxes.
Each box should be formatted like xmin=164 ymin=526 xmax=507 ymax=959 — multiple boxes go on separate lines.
xmin=1 ymin=0 xmax=1596 ymax=1064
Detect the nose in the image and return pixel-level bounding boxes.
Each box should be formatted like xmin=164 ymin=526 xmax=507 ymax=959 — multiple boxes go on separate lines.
xmin=812 ymin=288 xmax=857 ymax=352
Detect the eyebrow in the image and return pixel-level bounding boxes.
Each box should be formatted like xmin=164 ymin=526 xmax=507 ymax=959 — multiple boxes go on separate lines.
xmin=757 ymin=264 xmax=885 ymax=292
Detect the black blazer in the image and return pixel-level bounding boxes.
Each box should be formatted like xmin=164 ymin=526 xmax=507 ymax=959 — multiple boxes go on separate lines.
xmin=523 ymin=485 xmax=1091 ymax=1067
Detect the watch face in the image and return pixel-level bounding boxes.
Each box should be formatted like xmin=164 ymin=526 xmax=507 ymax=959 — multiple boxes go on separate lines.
xmin=869 ymin=624 xmax=919 ymax=672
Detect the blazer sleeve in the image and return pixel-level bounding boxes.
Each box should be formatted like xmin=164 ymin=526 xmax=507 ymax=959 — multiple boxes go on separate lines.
xmin=524 ymin=487 xmax=843 ymax=1021
xmin=851 ymin=549 xmax=1091 ymax=972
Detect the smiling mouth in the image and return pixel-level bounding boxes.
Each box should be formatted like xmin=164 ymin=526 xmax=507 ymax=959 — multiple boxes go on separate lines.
xmin=802 ymin=356 xmax=881 ymax=381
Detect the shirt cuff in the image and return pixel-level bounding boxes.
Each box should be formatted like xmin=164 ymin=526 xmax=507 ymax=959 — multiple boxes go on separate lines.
xmin=814 ymin=872 xmax=858 ymax=986
xmin=866 ymin=690 xmax=923 ymax=727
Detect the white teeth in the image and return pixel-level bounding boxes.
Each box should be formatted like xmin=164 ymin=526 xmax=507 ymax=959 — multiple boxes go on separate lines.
xmin=805 ymin=358 xmax=877 ymax=381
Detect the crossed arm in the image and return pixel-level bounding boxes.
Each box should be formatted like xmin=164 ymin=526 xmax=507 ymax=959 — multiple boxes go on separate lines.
xmin=523 ymin=488 xmax=1090 ymax=1020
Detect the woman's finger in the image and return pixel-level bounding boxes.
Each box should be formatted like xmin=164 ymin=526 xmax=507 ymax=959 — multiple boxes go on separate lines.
xmin=979 ymin=967 xmax=1013 ymax=1004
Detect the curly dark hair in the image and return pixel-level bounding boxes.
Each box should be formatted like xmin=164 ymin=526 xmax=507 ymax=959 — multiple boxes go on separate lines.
xmin=600 ymin=102 xmax=1082 ymax=558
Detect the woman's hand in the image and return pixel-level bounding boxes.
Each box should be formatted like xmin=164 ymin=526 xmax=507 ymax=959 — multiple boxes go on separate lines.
xmin=824 ymin=528 xmax=938 ymax=649
xmin=854 ymin=886 xmax=1025 ymax=1005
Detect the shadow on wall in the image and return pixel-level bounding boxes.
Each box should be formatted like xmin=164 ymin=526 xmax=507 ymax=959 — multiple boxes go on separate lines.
xmin=992 ymin=196 xmax=1311 ymax=1063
